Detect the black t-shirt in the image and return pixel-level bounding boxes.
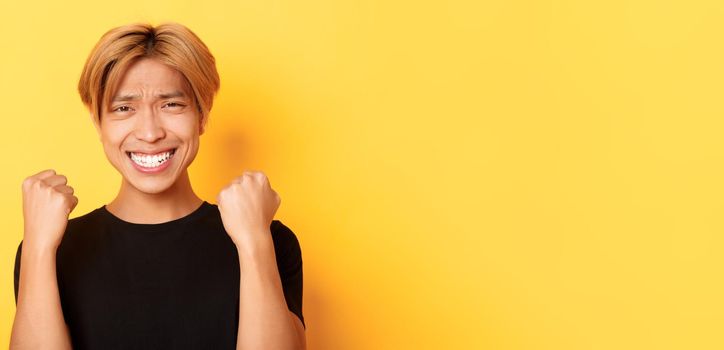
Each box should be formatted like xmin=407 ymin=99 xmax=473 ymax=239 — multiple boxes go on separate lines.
xmin=13 ymin=200 xmax=304 ymax=349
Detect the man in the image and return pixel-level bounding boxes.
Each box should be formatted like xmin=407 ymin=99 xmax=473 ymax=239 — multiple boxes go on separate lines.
xmin=10 ymin=22 xmax=306 ymax=349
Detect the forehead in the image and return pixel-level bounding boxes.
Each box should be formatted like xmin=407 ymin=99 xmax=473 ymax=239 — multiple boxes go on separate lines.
xmin=112 ymin=58 xmax=192 ymax=98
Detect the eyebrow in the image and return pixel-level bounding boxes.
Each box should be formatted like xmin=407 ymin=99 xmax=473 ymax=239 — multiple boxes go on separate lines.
xmin=112 ymin=90 xmax=187 ymax=102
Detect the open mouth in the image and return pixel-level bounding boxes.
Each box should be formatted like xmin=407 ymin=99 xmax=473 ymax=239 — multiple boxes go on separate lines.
xmin=126 ymin=148 xmax=177 ymax=169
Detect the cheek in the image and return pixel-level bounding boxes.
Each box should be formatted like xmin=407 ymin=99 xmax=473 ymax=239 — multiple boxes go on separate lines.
xmin=169 ymin=114 xmax=200 ymax=131
xmin=100 ymin=127 xmax=131 ymax=152
xmin=167 ymin=118 xmax=201 ymax=141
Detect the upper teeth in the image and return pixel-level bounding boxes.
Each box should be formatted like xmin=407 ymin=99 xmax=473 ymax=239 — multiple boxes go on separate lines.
xmin=130 ymin=150 xmax=174 ymax=167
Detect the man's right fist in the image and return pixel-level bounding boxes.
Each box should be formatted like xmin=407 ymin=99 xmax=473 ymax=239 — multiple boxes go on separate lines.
xmin=21 ymin=169 xmax=78 ymax=250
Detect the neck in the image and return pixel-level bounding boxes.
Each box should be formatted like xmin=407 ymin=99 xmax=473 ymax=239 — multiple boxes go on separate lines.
xmin=106 ymin=170 xmax=204 ymax=224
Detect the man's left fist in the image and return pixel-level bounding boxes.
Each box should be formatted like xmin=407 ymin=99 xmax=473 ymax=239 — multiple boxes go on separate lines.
xmin=217 ymin=170 xmax=281 ymax=247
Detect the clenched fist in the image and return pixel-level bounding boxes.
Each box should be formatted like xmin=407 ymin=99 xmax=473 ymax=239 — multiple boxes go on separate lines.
xmin=21 ymin=169 xmax=78 ymax=251
xmin=217 ymin=170 xmax=281 ymax=248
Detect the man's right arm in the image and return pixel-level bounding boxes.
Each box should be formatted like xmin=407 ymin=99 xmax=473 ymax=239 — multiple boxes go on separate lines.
xmin=10 ymin=240 xmax=73 ymax=349
xmin=12 ymin=169 xmax=78 ymax=349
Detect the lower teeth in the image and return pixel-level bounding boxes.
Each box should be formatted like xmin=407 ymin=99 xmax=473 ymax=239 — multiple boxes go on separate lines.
xmin=137 ymin=160 xmax=166 ymax=168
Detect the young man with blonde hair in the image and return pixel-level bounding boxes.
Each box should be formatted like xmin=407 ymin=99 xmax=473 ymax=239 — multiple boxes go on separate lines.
xmin=11 ymin=22 xmax=306 ymax=349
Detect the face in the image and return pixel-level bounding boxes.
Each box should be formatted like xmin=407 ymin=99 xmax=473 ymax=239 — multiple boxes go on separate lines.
xmin=93 ymin=57 xmax=207 ymax=195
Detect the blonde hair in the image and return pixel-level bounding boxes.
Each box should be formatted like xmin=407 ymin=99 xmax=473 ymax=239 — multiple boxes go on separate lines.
xmin=77 ymin=22 xmax=220 ymax=123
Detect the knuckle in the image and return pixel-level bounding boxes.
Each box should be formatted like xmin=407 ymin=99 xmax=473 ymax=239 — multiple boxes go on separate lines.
xmin=21 ymin=177 xmax=33 ymax=188
xmin=34 ymin=181 xmax=48 ymax=191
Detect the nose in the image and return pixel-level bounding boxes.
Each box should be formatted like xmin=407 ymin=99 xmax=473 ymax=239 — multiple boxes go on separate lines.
xmin=133 ymin=107 xmax=166 ymax=143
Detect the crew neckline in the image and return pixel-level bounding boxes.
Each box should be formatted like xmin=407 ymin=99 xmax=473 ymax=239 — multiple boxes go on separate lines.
xmin=99 ymin=200 xmax=213 ymax=232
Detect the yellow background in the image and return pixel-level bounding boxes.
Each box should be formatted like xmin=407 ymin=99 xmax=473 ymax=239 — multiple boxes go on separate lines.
xmin=1 ymin=0 xmax=722 ymax=349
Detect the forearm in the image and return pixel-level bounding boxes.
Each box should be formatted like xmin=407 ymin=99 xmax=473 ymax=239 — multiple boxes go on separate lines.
xmin=10 ymin=244 xmax=72 ymax=350
xmin=235 ymin=236 xmax=302 ymax=350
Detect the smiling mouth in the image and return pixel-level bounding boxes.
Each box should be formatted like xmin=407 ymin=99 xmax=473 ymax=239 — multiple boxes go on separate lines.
xmin=126 ymin=148 xmax=177 ymax=168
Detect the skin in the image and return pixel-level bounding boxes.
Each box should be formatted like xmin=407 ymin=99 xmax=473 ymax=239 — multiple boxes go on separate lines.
xmin=10 ymin=57 xmax=306 ymax=349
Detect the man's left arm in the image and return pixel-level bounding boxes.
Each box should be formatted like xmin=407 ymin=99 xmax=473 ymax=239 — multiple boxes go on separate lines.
xmin=236 ymin=233 xmax=306 ymax=350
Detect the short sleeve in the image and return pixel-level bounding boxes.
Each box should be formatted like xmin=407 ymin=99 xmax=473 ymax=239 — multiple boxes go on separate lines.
xmin=271 ymin=220 xmax=305 ymax=330
xmin=14 ymin=240 xmax=22 ymax=305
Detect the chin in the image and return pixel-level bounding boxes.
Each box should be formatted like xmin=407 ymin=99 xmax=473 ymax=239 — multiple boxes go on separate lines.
xmin=121 ymin=167 xmax=179 ymax=194
xmin=128 ymin=178 xmax=176 ymax=194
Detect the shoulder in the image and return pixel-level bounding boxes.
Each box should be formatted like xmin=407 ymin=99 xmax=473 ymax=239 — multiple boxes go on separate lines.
xmin=270 ymin=220 xmax=302 ymax=256
xmin=271 ymin=220 xmax=300 ymax=242
xmin=17 ymin=206 xmax=105 ymax=254
xmin=66 ymin=207 xmax=106 ymax=237
xmin=201 ymin=202 xmax=301 ymax=251
xmin=271 ymin=219 xmax=297 ymax=238
xmin=68 ymin=206 xmax=106 ymax=229
xmin=56 ymin=206 xmax=108 ymax=255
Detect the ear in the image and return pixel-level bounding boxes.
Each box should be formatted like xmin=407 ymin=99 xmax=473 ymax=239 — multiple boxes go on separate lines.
xmin=199 ymin=112 xmax=208 ymax=136
xmin=90 ymin=113 xmax=101 ymax=139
